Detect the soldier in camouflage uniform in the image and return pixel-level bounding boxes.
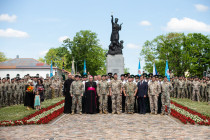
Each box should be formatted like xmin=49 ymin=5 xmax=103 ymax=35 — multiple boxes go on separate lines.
xmin=200 ymin=79 xmax=207 ymax=102
xmin=206 ymin=78 xmax=210 ymax=104
xmin=173 ymin=76 xmax=179 ymax=98
xmin=177 ymin=76 xmax=184 ymax=98
xmin=97 ymin=75 xmax=109 ymax=114
xmin=183 ymin=78 xmax=188 ymax=98
xmin=192 ymin=77 xmax=201 ymax=102
xmin=109 ymin=73 xmax=123 ymax=114
xmin=6 ymin=80 xmax=12 ymax=106
xmin=161 ymin=76 xmax=173 ymax=115
xmin=148 ymin=76 xmax=161 ymax=115
xmin=70 ymin=75 xmax=84 ymax=115
xmin=52 ymin=78 xmax=60 ymax=97
xmin=15 ymin=79 xmax=22 ymax=105
xmin=0 ymin=81 xmax=2 ymax=107
xmin=10 ymin=79 xmax=16 ymax=105
xmin=123 ymin=76 xmax=137 ymax=114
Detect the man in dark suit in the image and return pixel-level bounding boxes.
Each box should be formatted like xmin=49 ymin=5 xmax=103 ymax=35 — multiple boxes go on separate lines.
xmin=135 ymin=75 xmax=148 ymax=114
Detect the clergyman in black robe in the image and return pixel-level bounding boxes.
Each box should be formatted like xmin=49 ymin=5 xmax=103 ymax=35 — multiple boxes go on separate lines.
xmin=85 ymin=76 xmax=97 ymax=114
xmin=63 ymin=74 xmax=74 ymax=114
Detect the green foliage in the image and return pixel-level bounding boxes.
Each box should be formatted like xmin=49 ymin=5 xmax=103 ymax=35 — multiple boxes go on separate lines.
xmin=124 ymin=68 xmax=130 ymax=74
xmin=141 ymin=33 xmax=210 ymax=77
xmin=43 ymin=30 xmax=106 ymax=75
xmin=0 ymin=52 xmax=7 ymax=62
xmin=37 ymin=57 xmax=45 ymax=63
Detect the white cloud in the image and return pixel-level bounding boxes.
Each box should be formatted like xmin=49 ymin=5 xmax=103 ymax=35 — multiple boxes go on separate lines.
xmin=126 ymin=43 xmax=141 ymax=49
xmin=58 ymin=36 xmax=69 ymax=43
xmin=0 ymin=28 xmax=29 ymax=38
xmin=164 ymin=17 xmax=210 ymax=32
xmin=0 ymin=14 xmax=17 ymax=22
xmin=194 ymin=4 xmax=208 ymax=12
xmin=39 ymin=50 xmax=48 ymax=57
xmin=139 ymin=20 xmax=151 ymax=26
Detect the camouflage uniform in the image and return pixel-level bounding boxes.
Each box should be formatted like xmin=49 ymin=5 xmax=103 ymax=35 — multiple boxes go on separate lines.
xmin=200 ymin=81 xmax=206 ymax=102
xmin=161 ymin=81 xmax=173 ymax=114
xmin=148 ymin=81 xmax=161 ymax=114
xmin=187 ymin=80 xmax=191 ymax=99
xmin=11 ymin=82 xmax=16 ymax=105
xmin=123 ymin=81 xmax=137 ymax=113
xmin=192 ymin=81 xmax=201 ymax=102
xmin=16 ymin=82 xmax=22 ymax=105
xmin=177 ymin=80 xmax=184 ymax=98
xmin=183 ymin=80 xmax=188 ymax=98
xmin=0 ymin=83 xmax=2 ymax=107
xmin=52 ymin=80 xmax=59 ymax=97
xmin=109 ymin=79 xmax=123 ymax=114
xmin=2 ymin=82 xmax=7 ymax=106
xmin=70 ymin=80 xmax=84 ymax=114
xmin=97 ymin=80 xmax=109 ymax=113
xmin=206 ymin=81 xmax=210 ymax=104
xmin=173 ymin=79 xmax=179 ymax=98
xmin=170 ymin=80 xmax=175 ymax=97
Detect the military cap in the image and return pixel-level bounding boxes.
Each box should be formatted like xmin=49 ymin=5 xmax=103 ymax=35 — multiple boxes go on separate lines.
xmin=155 ymin=75 xmax=159 ymax=78
xmin=124 ymin=74 xmax=128 ymax=77
xmin=102 ymin=75 xmax=106 ymax=77
xmin=121 ymin=74 xmax=125 ymax=77
xmin=108 ymin=73 xmax=112 ymax=76
xmin=146 ymin=75 xmax=150 ymax=78
xmin=113 ymin=73 xmax=117 ymax=75
xmin=130 ymin=75 xmax=134 ymax=78
xmin=143 ymin=73 xmax=147 ymax=77
xmin=83 ymin=75 xmax=87 ymax=78
xmin=135 ymin=75 xmax=140 ymax=78
xmin=75 ymin=75 xmax=80 ymax=78
xmin=159 ymin=75 xmax=163 ymax=78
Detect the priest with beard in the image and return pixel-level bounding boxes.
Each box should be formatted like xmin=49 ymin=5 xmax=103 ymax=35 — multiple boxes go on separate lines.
xmin=63 ymin=73 xmax=74 ymax=114
xmin=85 ymin=75 xmax=97 ymax=114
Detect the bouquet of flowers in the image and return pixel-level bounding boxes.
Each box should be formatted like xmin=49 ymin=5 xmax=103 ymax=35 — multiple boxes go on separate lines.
xmin=27 ymin=86 xmax=34 ymax=92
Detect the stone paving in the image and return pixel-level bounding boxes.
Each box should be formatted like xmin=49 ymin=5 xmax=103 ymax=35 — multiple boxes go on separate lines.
xmin=0 ymin=113 xmax=209 ymax=140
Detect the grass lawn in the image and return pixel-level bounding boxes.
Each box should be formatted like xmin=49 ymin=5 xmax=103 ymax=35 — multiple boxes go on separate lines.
xmin=0 ymin=97 xmax=64 ymax=121
xmin=171 ymin=97 xmax=210 ymax=117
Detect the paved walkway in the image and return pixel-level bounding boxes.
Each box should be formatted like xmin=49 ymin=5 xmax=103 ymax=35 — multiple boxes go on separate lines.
xmin=0 ymin=113 xmax=209 ymax=140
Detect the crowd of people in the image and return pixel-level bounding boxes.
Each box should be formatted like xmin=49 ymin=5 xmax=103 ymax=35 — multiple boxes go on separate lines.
xmin=0 ymin=72 xmax=63 ymax=110
xmin=0 ymin=71 xmax=209 ymax=116
xmin=63 ymin=72 xmax=210 ymax=115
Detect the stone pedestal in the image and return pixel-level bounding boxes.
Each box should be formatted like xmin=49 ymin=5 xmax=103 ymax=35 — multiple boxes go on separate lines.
xmin=106 ymin=54 xmax=124 ymax=78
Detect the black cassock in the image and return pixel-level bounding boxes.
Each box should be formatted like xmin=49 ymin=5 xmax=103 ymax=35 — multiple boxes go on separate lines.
xmin=85 ymin=82 xmax=97 ymax=114
xmin=63 ymin=79 xmax=74 ymax=114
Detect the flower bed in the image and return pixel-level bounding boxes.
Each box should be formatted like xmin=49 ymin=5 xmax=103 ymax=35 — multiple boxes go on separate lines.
xmin=170 ymin=100 xmax=210 ymax=125
xmin=0 ymin=100 xmax=65 ymax=126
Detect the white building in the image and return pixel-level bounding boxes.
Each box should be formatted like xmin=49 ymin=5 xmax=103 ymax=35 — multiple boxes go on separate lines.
xmin=0 ymin=56 xmax=63 ymax=79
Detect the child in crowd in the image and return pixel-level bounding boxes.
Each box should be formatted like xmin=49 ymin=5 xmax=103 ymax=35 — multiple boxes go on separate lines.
xmin=34 ymin=91 xmax=41 ymax=110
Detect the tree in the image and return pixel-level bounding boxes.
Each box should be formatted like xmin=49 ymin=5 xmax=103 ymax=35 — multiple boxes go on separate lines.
xmin=37 ymin=57 xmax=45 ymax=63
xmin=43 ymin=30 xmax=106 ymax=75
xmin=141 ymin=33 xmax=210 ymax=77
xmin=65 ymin=30 xmax=106 ymax=75
xmin=0 ymin=52 xmax=7 ymax=62
xmin=124 ymin=68 xmax=130 ymax=74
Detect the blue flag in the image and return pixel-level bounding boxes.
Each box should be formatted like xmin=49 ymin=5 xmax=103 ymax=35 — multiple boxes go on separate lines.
xmin=153 ymin=62 xmax=157 ymax=75
xmin=138 ymin=60 xmax=141 ymax=76
xmin=165 ymin=60 xmax=170 ymax=81
xmin=83 ymin=60 xmax=87 ymax=75
xmin=50 ymin=60 xmax=53 ymax=78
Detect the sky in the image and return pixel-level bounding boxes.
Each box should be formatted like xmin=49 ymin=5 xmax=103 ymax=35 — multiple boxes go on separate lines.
xmin=0 ymin=0 xmax=210 ymax=74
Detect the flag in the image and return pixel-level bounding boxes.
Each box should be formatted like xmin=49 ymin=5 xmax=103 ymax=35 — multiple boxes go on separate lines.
xmin=83 ymin=59 xmax=87 ymax=75
xmin=138 ymin=59 xmax=141 ymax=76
xmin=71 ymin=58 xmax=75 ymax=75
xmin=50 ymin=59 xmax=53 ymax=78
xmin=153 ymin=62 xmax=157 ymax=75
xmin=165 ymin=60 xmax=170 ymax=81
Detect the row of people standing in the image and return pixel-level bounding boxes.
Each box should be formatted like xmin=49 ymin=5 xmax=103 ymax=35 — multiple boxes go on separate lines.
xmin=63 ymin=73 xmax=172 ymax=115
xmin=0 ymin=74 xmax=64 ymax=109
